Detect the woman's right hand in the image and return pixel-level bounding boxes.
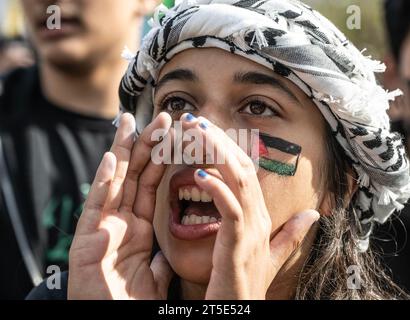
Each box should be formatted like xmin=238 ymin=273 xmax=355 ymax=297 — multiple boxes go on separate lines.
xmin=68 ymin=112 xmax=174 ymax=300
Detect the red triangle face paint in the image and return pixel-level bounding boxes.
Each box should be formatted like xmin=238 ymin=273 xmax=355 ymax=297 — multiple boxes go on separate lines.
xmin=251 ymin=136 xmax=269 ymax=159
xmin=251 ymin=133 xmax=302 ymax=176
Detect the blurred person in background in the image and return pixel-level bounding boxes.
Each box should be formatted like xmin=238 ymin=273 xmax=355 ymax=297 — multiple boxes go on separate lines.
xmin=375 ymin=0 xmax=410 ymax=293
xmin=0 ymin=0 xmax=158 ymax=299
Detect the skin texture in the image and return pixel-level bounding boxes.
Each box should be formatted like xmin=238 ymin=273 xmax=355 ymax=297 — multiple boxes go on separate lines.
xmin=20 ymin=0 xmax=158 ymax=118
xmin=68 ymin=48 xmax=331 ymax=300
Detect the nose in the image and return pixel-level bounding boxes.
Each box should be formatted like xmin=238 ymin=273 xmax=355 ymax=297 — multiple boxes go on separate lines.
xmin=180 ymin=138 xmax=218 ymax=167
xmin=196 ymin=106 xmax=229 ymax=132
xmin=179 ymin=126 xmax=243 ymax=167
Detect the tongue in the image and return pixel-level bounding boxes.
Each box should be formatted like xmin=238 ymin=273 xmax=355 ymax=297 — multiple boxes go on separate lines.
xmin=183 ymin=201 xmax=221 ymax=218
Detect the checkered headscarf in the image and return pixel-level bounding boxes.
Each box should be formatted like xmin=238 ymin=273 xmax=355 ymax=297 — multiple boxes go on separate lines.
xmin=117 ymin=0 xmax=410 ymax=251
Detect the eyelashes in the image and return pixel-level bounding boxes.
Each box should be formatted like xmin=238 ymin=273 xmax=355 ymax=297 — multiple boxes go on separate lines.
xmin=159 ymin=95 xmax=195 ymax=113
xmin=239 ymin=98 xmax=279 ymax=117
xmin=157 ymin=94 xmax=281 ymax=117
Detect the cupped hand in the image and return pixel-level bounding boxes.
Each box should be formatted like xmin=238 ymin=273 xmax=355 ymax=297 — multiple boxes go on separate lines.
xmin=180 ymin=113 xmax=320 ymax=300
xmin=68 ymin=112 xmax=174 ymax=300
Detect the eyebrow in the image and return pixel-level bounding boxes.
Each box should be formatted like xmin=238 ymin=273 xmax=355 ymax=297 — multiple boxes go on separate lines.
xmin=155 ymin=69 xmax=198 ymax=93
xmin=155 ymin=68 xmax=299 ymax=103
xmin=233 ymin=71 xmax=298 ymax=102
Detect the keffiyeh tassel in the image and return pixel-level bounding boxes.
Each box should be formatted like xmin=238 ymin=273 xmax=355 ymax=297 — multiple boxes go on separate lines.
xmin=121 ymin=46 xmax=136 ymax=62
xmin=356 ymin=168 xmax=370 ymax=188
xmin=249 ymin=26 xmax=269 ymax=49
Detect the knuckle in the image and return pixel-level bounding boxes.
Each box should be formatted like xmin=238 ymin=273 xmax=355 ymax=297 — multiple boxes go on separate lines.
xmin=236 ymin=171 xmax=250 ymax=189
xmin=138 ymin=178 xmax=157 ymax=196
xmin=231 ymin=211 xmax=244 ymax=225
xmin=84 ymin=201 xmax=105 ymax=212
xmin=290 ymin=237 xmax=302 ymax=252
xmin=112 ymin=144 xmax=130 ymax=158
xmin=242 ymin=156 xmax=256 ymax=172
xmin=111 ymin=176 xmax=124 ymax=188
xmin=283 ymin=226 xmax=303 ymax=251
xmin=137 ymin=130 xmax=155 ymax=150
xmin=126 ymin=168 xmax=139 ymax=181
xmin=140 ymin=134 xmax=154 ymax=149
xmin=68 ymin=246 xmax=86 ymax=269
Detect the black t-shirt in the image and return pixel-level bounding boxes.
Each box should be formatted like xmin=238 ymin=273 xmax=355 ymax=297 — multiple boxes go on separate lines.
xmin=0 ymin=66 xmax=116 ymax=299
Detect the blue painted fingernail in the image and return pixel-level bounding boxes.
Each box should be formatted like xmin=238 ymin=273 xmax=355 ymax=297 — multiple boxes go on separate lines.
xmin=199 ymin=121 xmax=209 ymax=130
xmin=185 ymin=113 xmax=196 ymax=122
xmin=197 ymin=169 xmax=208 ymax=178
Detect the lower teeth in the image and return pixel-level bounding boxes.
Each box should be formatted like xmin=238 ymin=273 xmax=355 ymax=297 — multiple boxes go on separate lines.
xmin=181 ymin=214 xmax=220 ymax=225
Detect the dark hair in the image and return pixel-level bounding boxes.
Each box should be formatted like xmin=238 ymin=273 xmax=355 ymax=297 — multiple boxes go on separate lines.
xmin=296 ymin=123 xmax=409 ymax=299
xmin=385 ymin=0 xmax=410 ymax=61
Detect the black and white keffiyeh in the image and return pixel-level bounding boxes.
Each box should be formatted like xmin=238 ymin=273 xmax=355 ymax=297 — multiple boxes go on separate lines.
xmin=117 ymin=0 xmax=410 ymax=251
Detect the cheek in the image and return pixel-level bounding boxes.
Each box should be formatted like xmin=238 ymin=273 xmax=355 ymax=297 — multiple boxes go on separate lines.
xmin=259 ymin=154 xmax=323 ymax=232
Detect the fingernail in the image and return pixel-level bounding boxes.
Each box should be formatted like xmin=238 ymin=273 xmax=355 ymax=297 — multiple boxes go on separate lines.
xmin=199 ymin=121 xmax=209 ymax=130
xmin=197 ymin=169 xmax=208 ymax=179
xmin=185 ymin=113 xmax=196 ymax=122
xmin=312 ymin=210 xmax=321 ymax=221
xmin=299 ymin=210 xmax=320 ymax=223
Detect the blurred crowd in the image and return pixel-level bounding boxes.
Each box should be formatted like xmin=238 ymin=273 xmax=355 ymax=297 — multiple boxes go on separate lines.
xmin=0 ymin=0 xmax=410 ymax=300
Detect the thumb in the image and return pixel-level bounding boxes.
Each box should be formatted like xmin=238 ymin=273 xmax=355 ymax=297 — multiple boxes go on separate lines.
xmin=270 ymin=210 xmax=320 ymax=271
xmin=151 ymin=251 xmax=174 ymax=298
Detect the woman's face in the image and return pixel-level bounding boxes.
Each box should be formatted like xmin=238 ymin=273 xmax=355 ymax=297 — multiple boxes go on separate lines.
xmin=152 ymin=48 xmax=328 ymax=285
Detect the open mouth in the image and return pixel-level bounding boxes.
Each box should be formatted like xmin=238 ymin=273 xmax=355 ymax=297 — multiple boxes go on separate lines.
xmin=169 ymin=168 xmax=222 ymax=240
xmin=178 ymin=186 xmax=221 ymax=225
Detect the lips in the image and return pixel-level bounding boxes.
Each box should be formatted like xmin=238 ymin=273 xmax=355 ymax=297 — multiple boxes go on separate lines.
xmin=35 ymin=15 xmax=82 ymax=41
xmin=169 ymin=168 xmax=222 ymax=241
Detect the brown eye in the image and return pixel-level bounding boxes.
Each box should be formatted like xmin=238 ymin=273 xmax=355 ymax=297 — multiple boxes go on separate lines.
xmin=240 ymin=100 xmax=278 ymax=117
xmin=249 ymin=101 xmax=267 ymax=115
xmin=161 ymin=97 xmax=195 ymax=113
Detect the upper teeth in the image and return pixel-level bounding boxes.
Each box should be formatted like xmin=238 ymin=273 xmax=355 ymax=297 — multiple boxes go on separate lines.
xmin=178 ymin=187 xmax=213 ymax=202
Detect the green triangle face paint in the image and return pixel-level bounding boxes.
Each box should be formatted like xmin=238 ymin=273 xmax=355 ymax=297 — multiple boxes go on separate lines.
xmin=251 ymin=133 xmax=302 ymax=176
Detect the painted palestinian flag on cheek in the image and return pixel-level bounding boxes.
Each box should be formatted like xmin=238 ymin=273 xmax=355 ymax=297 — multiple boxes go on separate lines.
xmin=251 ymin=133 xmax=302 ymax=176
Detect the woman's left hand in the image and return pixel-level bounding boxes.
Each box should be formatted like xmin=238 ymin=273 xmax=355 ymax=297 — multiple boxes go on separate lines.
xmin=180 ymin=114 xmax=320 ymax=300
